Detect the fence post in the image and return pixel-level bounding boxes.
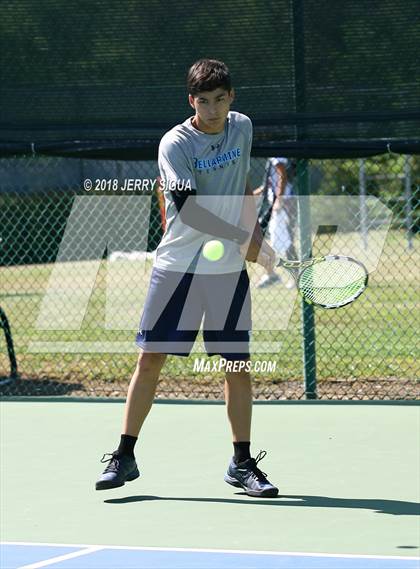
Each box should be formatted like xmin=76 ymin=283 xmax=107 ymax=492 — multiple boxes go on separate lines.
xmin=293 ymin=0 xmax=317 ymax=399
xmin=404 ymin=156 xmax=413 ymax=251
xmin=359 ymin=159 xmax=368 ymax=250
xmin=297 ymin=161 xmax=317 ymax=399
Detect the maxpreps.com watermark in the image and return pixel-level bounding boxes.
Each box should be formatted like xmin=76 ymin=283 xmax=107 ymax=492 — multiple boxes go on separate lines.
xmin=193 ymin=358 xmax=277 ymax=374
xmin=83 ymin=178 xmax=191 ymax=193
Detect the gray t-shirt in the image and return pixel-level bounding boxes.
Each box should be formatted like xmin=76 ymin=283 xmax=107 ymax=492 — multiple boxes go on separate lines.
xmin=156 ymin=111 xmax=253 ymax=274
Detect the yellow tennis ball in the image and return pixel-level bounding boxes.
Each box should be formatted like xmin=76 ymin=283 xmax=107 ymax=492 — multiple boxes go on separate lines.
xmin=203 ymin=240 xmax=224 ymax=261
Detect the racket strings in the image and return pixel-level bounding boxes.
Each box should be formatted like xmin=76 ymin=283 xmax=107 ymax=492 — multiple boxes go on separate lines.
xmin=299 ymin=259 xmax=367 ymax=306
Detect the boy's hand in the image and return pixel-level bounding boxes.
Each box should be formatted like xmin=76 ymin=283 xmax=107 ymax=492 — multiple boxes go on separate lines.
xmin=240 ymin=237 xmax=276 ymax=271
xmin=257 ymin=240 xmax=277 ymax=271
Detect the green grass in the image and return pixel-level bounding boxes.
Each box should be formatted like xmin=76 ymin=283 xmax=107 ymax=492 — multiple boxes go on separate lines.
xmin=0 ymin=230 xmax=419 ymax=396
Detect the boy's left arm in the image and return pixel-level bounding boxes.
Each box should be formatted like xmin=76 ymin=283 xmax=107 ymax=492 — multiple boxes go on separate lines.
xmin=272 ymin=163 xmax=288 ymax=211
xmin=240 ymin=178 xmax=276 ymax=270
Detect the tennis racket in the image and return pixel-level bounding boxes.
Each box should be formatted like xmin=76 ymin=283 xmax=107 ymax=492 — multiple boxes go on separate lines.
xmin=276 ymin=255 xmax=368 ymax=309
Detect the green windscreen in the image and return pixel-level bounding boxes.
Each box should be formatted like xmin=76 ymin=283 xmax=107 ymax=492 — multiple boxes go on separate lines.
xmin=0 ymin=0 xmax=419 ymax=146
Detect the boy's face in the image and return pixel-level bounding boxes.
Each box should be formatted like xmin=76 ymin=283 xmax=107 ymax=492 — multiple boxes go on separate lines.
xmin=189 ymin=87 xmax=234 ymax=134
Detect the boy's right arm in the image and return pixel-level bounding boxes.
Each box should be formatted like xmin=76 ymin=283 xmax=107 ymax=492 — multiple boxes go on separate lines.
xmin=172 ymin=188 xmax=249 ymax=245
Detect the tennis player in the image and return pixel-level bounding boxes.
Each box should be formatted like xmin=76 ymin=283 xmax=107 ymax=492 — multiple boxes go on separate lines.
xmin=96 ymin=59 xmax=279 ymax=497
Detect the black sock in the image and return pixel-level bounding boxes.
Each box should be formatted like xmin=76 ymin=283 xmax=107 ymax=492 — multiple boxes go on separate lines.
xmin=116 ymin=434 xmax=138 ymax=458
xmin=233 ymin=441 xmax=251 ymax=464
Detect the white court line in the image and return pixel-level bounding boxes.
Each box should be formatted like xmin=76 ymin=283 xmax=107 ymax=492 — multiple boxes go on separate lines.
xmin=2 ymin=542 xmax=419 ymax=562
xmin=16 ymin=546 xmax=103 ymax=569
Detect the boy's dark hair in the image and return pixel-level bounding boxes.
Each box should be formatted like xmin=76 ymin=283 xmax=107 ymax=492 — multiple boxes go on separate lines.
xmin=187 ymin=59 xmax=231 ymax=96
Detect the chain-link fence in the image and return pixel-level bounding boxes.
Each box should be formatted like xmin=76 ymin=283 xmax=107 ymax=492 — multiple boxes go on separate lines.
xmin=0 ymin=153 xmax=418 ymax=400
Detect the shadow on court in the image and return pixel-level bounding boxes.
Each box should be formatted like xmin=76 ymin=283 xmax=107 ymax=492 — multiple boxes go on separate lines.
xmin=105 ymin=494 xmax=420 ymax=516
xmin=0 ymin=377 xmax=83 ymax=396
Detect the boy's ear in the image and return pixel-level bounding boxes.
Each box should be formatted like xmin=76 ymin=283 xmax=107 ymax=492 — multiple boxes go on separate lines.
xmin=229 ymin=89 xmax=235 ymax=103
xmin=188 ymin=94 xmax=196 ymax=110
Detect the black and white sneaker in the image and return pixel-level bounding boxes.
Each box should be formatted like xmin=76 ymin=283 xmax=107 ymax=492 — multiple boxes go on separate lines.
xmin=95 ymin=452 xmax=140 ymax=491
xmin=224 ymin=450 xmax=279 ymax=497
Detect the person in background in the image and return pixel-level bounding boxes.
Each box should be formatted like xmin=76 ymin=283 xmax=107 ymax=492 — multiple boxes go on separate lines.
xmin=254 ymin=157 xmax=297 ymax=288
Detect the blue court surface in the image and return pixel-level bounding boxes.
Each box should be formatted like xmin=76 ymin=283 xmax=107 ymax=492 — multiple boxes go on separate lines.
xmin=1 ymin=543 xmax=419 ymax=569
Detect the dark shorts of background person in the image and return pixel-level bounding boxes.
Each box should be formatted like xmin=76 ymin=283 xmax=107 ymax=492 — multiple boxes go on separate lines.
xmin=136 ymin=267 xmax=251 ymax=361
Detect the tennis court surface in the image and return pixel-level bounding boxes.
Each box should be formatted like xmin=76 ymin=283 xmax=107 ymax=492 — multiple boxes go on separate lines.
xmin=1 ymin=400 xmax=419 ymax=568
